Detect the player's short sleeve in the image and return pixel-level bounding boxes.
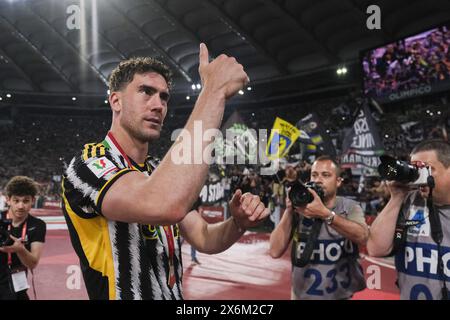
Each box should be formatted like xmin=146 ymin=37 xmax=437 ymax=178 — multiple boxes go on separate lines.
xmin=63 ymin=145 xmax=137 ymax=217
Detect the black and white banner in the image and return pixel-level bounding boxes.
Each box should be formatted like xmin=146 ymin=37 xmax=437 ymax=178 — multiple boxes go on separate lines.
xmin=341 ymin=103 xmax=384 ymax=170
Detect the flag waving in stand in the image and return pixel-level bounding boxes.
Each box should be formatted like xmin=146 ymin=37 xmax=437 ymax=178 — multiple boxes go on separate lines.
xmin=266 ymin=117 xmax=300 ymax=160
xmin=296 ymin=112 xmax=336 ymax=158
xmin=340 ymin=102 xmax=384 ymax=171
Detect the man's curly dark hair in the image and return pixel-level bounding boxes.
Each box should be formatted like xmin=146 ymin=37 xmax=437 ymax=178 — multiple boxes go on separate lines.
xmin=5 ymin=176 xmax=39 ymax=198
xmin=108 ymin=57 xmax=173 ymax=92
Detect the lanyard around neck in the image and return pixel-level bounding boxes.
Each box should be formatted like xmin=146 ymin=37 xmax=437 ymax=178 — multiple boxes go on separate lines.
xmin=7 ymin=221 xmax=27 ymax=266
xmin=106 ymin=132 xmax=150 ymax=172
xmin=106 ymin=132 xmax=134 ymax=168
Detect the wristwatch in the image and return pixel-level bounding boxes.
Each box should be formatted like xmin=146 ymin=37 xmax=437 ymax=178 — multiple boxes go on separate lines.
xmin=325 ymin=210 xmax=336 ymax=225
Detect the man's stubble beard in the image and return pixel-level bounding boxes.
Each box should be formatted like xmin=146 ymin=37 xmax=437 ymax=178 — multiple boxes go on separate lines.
xmin=121 ymin=116 xmax=160 ymax=144
xmin=323 ymin=188 xmax=338 ymax=204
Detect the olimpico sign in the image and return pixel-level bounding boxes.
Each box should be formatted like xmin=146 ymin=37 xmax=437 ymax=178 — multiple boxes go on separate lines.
xmin=389 ymin=86 xmax=432 ymax=101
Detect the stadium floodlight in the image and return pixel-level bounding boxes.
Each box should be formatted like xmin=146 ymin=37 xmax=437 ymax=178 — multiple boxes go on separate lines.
xmin=238 ymin=90 xmax=244 ymax=95
xmin=191 ymin=84 xmax=196 ymax=90
xmin=247 ymin=86 xmax=252 ymax=91
xmin=72 ymin=97 xmax=77 ymax=101
xmin=186 ymin=96 xmax=190 ymax=100
xmin=336 ymin=67 xmax=348 ymax=75
xmin=196 ymin=83 xmax=201 ymax=90
xmin=6 ymin=93 xmax=11 ymax=98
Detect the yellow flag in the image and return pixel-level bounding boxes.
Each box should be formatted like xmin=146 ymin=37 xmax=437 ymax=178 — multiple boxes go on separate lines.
xmin=266 ymin=117 xmax=300 ymax=160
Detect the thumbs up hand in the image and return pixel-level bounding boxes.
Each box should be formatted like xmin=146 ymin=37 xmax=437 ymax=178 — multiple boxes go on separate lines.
xmin=198 ymin=43 xmax=249 ymax=100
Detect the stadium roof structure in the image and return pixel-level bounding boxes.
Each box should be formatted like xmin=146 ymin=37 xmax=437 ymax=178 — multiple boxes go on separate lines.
xmin=0 ymin=0 xmax=449 ymax=108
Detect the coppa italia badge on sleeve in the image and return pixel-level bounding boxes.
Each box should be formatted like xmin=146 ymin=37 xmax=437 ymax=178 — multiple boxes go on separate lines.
xmin=87 ymin=157 xmax=118 ymax=178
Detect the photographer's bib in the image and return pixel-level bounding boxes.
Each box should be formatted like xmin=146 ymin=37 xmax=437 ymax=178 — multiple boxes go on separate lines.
xmin=395 ymin=191 xmax=450 ymax=299
xmin=291 ymin=196 xmax=366 ymax=300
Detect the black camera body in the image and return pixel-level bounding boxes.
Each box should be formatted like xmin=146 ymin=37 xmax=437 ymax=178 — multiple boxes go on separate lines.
xmin=0 ymin=218 xmax=14 ymax=247
xmin=288 ymin=181 xmax=325 ymax=208
xmin=378 ymin=155 xmax=431 ymax=186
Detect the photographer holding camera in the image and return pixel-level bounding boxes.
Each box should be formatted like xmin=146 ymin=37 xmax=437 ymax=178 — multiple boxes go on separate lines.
xmin=0 ymin=176 xmax=46 ymax=300
xmin=269 ymin=156 xmax=368 ymax=300
xmin=367 ymin=139 xmax=450 ymax=300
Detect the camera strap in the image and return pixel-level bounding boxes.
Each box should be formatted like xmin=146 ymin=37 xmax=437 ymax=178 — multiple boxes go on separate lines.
xmin=426 ymin=182 xmax=448 ymax=300
xmin=427 ymin=190 xmax=443 ymax=245
xmin=291 ymin=214 xmax=323 ymax=268
xmin=393 ymin=210 xmax=407 ymax=253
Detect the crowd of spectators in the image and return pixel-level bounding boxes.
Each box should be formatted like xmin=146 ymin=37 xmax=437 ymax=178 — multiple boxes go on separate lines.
xmin=363 ymin=27 xmax=450 ymax=97
xmin=0 ymin=92 xmax=448 ymax=219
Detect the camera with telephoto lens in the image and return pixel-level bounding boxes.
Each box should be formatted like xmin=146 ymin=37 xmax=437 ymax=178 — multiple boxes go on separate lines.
xmin=288 ymin=181 xmax=325 ymax=208
xmin=0 ymin=218 xmax=14 ymax=247
xmin=378 ymin=155 xmax=431 ymax=186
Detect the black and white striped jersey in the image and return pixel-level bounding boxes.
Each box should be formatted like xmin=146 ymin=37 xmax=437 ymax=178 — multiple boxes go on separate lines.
xmin=61 ymin=136 xmax=183 ymax=300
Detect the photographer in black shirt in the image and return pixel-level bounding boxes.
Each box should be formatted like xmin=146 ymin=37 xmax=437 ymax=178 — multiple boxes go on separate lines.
xmin=0 ymin=176 xmax=46 ymax=300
